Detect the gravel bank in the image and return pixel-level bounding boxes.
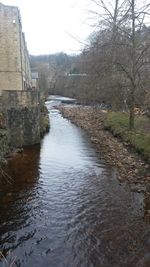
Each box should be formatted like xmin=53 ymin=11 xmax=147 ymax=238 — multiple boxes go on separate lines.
xmin=59 ymin=106 xmax=150 ymax=194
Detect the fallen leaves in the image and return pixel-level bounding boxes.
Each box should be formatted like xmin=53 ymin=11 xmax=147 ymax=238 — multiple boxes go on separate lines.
xmin=59 ymin=105 xmax=150 ymax=193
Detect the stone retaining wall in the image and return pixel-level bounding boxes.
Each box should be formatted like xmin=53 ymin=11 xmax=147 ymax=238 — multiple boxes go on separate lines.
xmin=0 ymin=129 xmax=9 ymax=163
xmin=0 ymin=90 xmax=50 ymax=163
xmin=1 ymin=90 xmax=40 ymax=148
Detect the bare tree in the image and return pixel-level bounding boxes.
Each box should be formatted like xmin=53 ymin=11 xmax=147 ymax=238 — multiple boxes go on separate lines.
xmin=86 ymin=0 xmax=150 ymax=127
xmin=114 ymin=0 xmax=150 ymax=128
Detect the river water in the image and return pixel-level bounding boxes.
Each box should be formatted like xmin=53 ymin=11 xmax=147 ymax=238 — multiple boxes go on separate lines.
xmin=0 ymin=97 xmax=150 ymax=267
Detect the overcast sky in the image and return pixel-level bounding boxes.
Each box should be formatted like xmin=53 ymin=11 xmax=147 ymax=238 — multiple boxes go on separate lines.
xmin=1 ymin=0 xmax=149 ymax=55
xmin=1 ymin=0 xmax=94 ymax=55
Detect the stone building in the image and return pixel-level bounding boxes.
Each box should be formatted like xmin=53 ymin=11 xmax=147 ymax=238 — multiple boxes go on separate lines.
xmin=0 ymin=2 xmax=32 ymax=95
xmin=0 ymin=3 xmax=48 ymax=155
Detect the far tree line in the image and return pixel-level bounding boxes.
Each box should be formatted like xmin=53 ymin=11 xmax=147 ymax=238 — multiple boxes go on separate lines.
xmin=30 ymin=0 xmax=150 ymax=129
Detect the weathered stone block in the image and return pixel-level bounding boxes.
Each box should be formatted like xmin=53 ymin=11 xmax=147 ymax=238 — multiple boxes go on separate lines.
xmin=1 ymin=90 xmax=40 ymax=148
xmin=0 ymin=129 xmax=9 ymax=162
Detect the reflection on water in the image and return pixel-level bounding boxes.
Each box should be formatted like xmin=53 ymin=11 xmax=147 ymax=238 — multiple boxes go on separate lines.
xmin=0 ymin=98 xmax=150 ymax=267
xmin=0 ymin=145 xmax=41 ymax=266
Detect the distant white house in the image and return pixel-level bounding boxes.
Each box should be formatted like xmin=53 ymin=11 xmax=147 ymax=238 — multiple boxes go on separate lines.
xmin=66 ymin=73 xmax=87 ymax=77
xmin=31 ymin=72 xmax=39 ymax=90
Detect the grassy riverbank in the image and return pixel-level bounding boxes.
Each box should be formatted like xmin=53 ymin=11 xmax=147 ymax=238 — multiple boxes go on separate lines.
xmin=59 ymin=106 xmax=150 ymax=188
xmin=105 ymin=112 xmax=150 ymax=163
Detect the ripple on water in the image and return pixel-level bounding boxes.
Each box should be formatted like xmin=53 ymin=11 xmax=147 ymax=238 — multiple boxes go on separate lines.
xmin=0 ymin=102 xmax=149 ymax=267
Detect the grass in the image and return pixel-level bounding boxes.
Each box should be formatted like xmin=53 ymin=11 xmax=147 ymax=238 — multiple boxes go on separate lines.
xmin=105 ymin=112 xmax=150 ymax=163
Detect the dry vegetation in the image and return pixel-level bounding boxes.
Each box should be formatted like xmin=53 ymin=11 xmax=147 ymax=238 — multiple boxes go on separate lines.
xmin=59 ymin=106 xmax=150 ymax=190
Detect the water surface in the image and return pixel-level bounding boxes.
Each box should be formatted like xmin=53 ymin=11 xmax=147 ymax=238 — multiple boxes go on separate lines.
xmin=0 ymin=98 xmax=150 ymax=267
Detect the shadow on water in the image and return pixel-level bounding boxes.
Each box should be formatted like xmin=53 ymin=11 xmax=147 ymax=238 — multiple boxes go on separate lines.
xmin=0 ymin=145 xmax=41 ymax=263
xmin=0 ymin=96 xmax=150 ymax=267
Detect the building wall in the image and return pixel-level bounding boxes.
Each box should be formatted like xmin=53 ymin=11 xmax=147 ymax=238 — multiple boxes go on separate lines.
xmin=0 ymin=3 xmax=31 ymax=94
xmin=0 ymin=72 xmax=22 ymax=91
xmin=21 ymin=32 xmax=32 ymax=90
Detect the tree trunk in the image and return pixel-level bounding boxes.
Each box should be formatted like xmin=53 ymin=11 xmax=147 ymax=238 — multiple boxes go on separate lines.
xmin=129 ymin=106 xmax=135 ymax=130
xmin=129 ymin=108 xmax=134 ymax=130
xmin=129 ymin=0 xmax=136 ymax=130
xmin=129 ymin=83 xmax=135 ymax=129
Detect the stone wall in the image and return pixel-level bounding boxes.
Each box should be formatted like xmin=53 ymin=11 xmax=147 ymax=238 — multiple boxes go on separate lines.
xmin=0 ymin=90 xmax=50 ymax=164
xmin=0 ymin=98 xmax=9 ymax=162
xmin=1 ymin=90 xmax=40 ymax=148
xmin=0 ymin=129 xmax=9 ymax=163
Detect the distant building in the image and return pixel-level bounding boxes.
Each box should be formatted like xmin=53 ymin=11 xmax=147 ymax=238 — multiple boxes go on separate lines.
xmin=31 ymin=71 xmax=39 ymax=90
xmin=0 ymin=2 xmax=32 ymax=95
xmin=66 ymin=73 xmax=87 ymax=77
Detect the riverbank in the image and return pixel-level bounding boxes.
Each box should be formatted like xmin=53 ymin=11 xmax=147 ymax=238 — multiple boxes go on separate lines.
xmin=105 ymin=111 xmax=150 ymax=163
xmin=59 ymin=106 xmax=150 ymax=192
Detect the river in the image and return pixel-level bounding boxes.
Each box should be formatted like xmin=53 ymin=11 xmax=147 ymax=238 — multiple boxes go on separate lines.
xmin=0 ymin=97 xmax=150 ymax=267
